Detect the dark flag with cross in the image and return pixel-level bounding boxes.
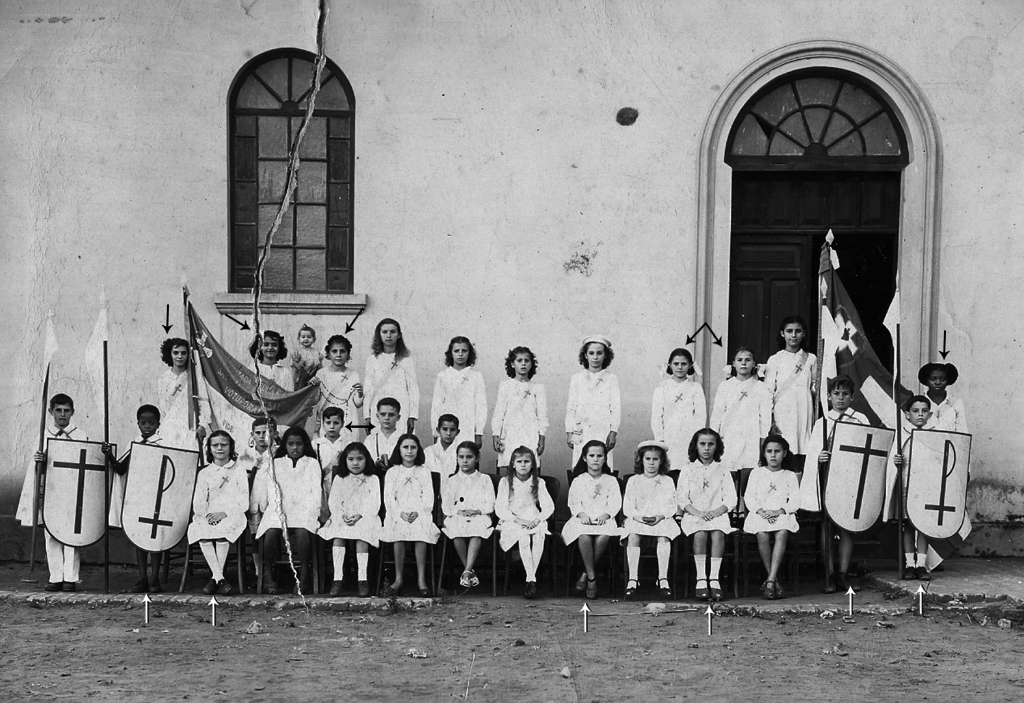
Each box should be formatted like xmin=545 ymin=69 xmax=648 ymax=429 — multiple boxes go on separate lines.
xmin=42 ymin=439 xmax=111 ymax=547
xmin=905 ymin=428 xmax=972 ymax=541
xmin=121 ymin=442 xmax=200 ymax=552
xmin=823 ymin=421 xmax=895 ymax=532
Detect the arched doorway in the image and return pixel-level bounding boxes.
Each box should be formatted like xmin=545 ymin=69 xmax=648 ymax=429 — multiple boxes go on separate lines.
xmin=725 ymin=71 xmax=908 ymax=365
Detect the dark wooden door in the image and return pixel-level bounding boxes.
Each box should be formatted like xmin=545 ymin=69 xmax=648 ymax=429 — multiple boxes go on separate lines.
xmin=729 ymin=172 xmax=899 ymax=368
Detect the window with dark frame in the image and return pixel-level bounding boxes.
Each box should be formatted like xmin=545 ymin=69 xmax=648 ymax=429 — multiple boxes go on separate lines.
xmin=229 ymin=50 xmax=355 ymax=293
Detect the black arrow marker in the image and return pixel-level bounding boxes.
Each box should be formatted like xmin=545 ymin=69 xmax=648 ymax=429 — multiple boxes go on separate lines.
xmin=345 ymin=307 xmax=365 ymax=334
xmin=224 ymin=313 xmax=251 ymax=331
xmin=162 ymin=305 xmax=173 ymax=333
xmin=939 ymin=331 xmax=949 ymax=359
xmin=686 ymin=322 xmax=723 ymax=347
xmin=346 ymin=420 xmax=376 ymax=433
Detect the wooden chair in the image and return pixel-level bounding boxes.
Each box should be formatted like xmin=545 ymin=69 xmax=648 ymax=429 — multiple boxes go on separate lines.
xmin=619 ymin=472 xmax=683 ymax=600
xmin=177 ymin=536 xmax=246 ymax=594
xmin=256 ymin=530 xmax=322 ymax=595
xmin=375 ymin=471 xmax=439 ymax=596
xmin=436 ymin=473 xmax=501 ymax=595
xmin=563 ymin=472 xmax=620 ymax=598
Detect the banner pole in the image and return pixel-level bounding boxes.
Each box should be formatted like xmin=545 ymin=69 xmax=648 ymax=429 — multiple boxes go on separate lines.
xmin=184 ymin=290 xmax=202 ymax=452
xmin=103 ymin=340 xmax=110 ymax=594
xmin=895 ymin=322 xmax=904 ymax=580
xmin=818 ymin=240 xmax=835 ymax=591
xmin=30 ymin=366 xmax=51 ymax=572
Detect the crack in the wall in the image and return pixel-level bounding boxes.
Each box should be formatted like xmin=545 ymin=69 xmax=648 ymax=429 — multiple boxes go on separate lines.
xmin=248 ymin=0 xmax=329 ymax=603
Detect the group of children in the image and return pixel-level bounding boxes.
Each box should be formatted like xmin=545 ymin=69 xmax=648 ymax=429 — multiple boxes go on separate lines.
xmin=20 ymin=314 xmax=967 ymax=600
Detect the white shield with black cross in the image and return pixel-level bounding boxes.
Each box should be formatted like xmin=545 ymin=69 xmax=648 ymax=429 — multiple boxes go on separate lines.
xmin=824 ymin=422 xmax=895 ymax=533
xmin=906 ymin=429 xmax=972 ymax=540
xmin=121 ymin=443 xmax=200 ymax=552
xmin=43 ymin=439 xmax=111 ymax=547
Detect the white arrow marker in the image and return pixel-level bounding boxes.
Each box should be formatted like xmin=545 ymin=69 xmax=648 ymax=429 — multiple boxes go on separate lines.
xmin=705 ymin=605 xmax=715 ymax=636
xmin=846 ymin=586 xmax=855 ymax=617
xmin=143 ymin=593 xmax=151 ymax=625
xmin=209 ymin=595 xmax=219 ymax=627
xmin=580 ymin=602 xmax=591 ymax=633
xmin=916 ymin=585 xmax=925 ymax=616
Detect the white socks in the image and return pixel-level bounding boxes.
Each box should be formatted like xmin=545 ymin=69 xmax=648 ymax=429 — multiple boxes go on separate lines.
xmin=905 ymin=553 xmax=916 ymax=568
xmin=627 ymin=546 xmax=641 ymax=580
xmin=916 ymin=552 xmax=927 ymax=569
xmin=519 ymin=537 xmax=537 ymax=581
xmin=693 ymin=555 xmax=707 ymax=582
xmin=333 ymin=544 xmax=347 ymax=579
xmin=656 ymin=542 xmax=671 ymax=579
xmin=709 ymin=557 xmax=722 ymax=583
xmin=200 ymin=541 xmax=224 ymax=581
xmin=356 ymin=552 xmax=369 ymax=581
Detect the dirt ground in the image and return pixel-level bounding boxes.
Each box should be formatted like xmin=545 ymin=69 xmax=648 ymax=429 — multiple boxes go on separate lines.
xmin=2 ymin=588 xmax=1023 ymax=702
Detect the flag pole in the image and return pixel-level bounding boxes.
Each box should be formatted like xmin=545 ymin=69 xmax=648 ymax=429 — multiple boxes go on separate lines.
xmin=816 ymin=235 xmax=835 ymax=591
xmin=183 ymin=288 xmax=202 ymax=452
xmin=29 ymin=365 xmax=51 ymax=572
xmin=103 ymin=340 xmax=111 ymax=594
xmin=894 ymin=321 xmax=904 ymax=580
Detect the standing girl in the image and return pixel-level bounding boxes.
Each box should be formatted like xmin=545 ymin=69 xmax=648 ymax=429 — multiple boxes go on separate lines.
xmin=491 ymin=346 xmax=548 ymax=473
xmin=364 ymin=319 xmax=419 ymax=434
xmin=291 ymin=324 xmax=323 ymax=390
xmin=676 ymin=428 xmax=735 ymax=601
xmin=620 ymin=441 xmax=680 ymax=599
xmin=381 ymin=434 xmax=440 ymax=596
xmin=565 ymin=336 xmax=621 ymax=469
xmin=710 ymin=347 xmax=772 ymax=507
xmin=918 ymin=362 xmax=968 ymax=433
xmin=495 ymin=446 xmax=554 ymax=599
xmin=157 ymin=337 xmax=209 ymax=449
xmin=562 ymin=440 xmax=622 ymax=599
xmin=650 ymin=348 xmax=706 ymax=470
xmin=764 ymin=316 xmax=817 ymax=470
xmin=318 ymin=442 xmax=381 ymax=597
xmin=249 ymin=426 xmax=321 ymax=594
xmin=431 ymin=337 xmax=488 ymax=447
xmin=187 ymin=431 xmax=249 ymax=595
xmin=248 ymin=330 xmax=295 ymax=391
xmin=441 ymin=442 xmax=496 ymax=589
xmin=743 ymin=434 xmax=800 ymax=600
xmin=310 ymin=334 xmax=364 ymax=431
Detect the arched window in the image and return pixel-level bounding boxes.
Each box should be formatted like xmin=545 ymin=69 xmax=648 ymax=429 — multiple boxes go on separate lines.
xmin=229 ymin=49 xmax=355 ymax=293
xmin=726 ymin=70 xmax=908 ymax=169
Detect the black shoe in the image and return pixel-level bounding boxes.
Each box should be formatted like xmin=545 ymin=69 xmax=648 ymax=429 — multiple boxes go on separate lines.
xmin=524 ymin=581 xmax=538 ymax=599
xmin=357 ymin=581 xmax=370 ymax=597
xmin=329 ymin=580 xmax=344 ymax=597
xmin=217 ymin=580 xmax=233 ymax=596
xmin=148 ymin=580 xmax=163 ymax=594
xmin=63 ymin=582 xmax=77 ymax=592
xmin=821 ymin=577 xmax=837 ymax=594
xmin=918 ymin=568 xmax=932 ymax=582
xmin=203 ymin=579 xmax=218 ymax=595
xmin=902 ymin=567 xmax=919 ymax=581
xmin=44 ymin=582 xmax=63 ymax=592
xmin=836 ymin=572 xmax=859 ymax=592
xmin=131 ymin=578 xmax=149 ymax=593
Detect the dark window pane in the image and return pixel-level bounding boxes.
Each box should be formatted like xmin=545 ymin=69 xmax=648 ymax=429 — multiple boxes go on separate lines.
xmin=259 ymin=117 xmax=289 ymax=158
xmin=327 ymin=269 xmax=350 ymax=292
xmin=234 ymin=269 xmax=255 ymax=291
xmin=264 ymin=247 xmax=294 ymax=290
xmin=329 ymin=117 xmax=351 ymax=138
xmin=234 ymin=182 xmax=257 ymax=224
xmin=794 ymin=78 xmax=840 ymax=107
xmin=752 ymin=84 xmax=798 ymax=125
xmin=255 ymin=59 xmax=290 ymax=103
xmin=296 ymin=249 xmax=326 ymax=290
xmin=778 ymin=114 xmax=809 ymax=147
xmin=768 ymin=133 xmax=803 ymax=156
xmin=296 ymin=162 xmax=327 ymax=203
xmin=295 ymin=205 xmax=326 ymax=246
xmin=803 ymin=108 xmax=830 ymax=144
xmin=234 ymin=225 xmax=258 ymax=267
xmin=327 ymin=184 xmax=351 ymax=226
xmin=258 ymin=204 xmax=293 ymax=245
xmin=317 ymin=74 xmax=350 ymax=110
xmin=835 ymin=83 xmax=881 ymax=125
xmin=822 ymin=113 xmax=854 ymax=147
xmin=327 ymin=227 xmax=349 ymax=268
xmin=234 ymin=137 xmax=256 ymax=181
xmin=236 ymin=76 xmax=279 ymax=109
xmin=258 ymin=161 xmax=289 ymax=201
xmin=861 ymin=113 xmax=901 ymax=155
xmin=829 ymin=132 xmax=864 ymax=156
xmin=298 ymin=117 xmax=327 ymax=159
xmin=290 ymin=57 xmax=315 ymax=103
xmin=328 ymin=139 xmax=351 ymax=181
xmin=236 ymin=115 xmax=256 ymax=137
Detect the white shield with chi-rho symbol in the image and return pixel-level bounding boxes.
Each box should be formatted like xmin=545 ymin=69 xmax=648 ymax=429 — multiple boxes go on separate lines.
xmin=121 ymin=443 xmax=199 ymax=552
xmin=907 ymin=429 xmax=971 ymax=540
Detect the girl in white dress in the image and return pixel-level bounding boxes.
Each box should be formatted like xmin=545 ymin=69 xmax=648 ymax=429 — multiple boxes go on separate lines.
xmin=318 ymin=442 xmax=381 ymax=597
xmin=563 ymin=440 xmax=622 ymax=599
xmin=650 ymin=348 xmax=706 ymax=469
xmin=565 ymin=335 xmax=621 ymax=469
xmin=157 ymin=337 xmax=209 ymax=449
xmin=743 ymin=434 xmax=800 ymax=600
xmin=621 ymin=441 xmax=681 ymax=600
xmin=309 ymin=334 xmax=364 ymax=436
xmin=764 ymin=316 xmax=817 ymax=470
xmin=491 ymin=346 xmax=548 ymax=472
xmin=381 ymin=434 xmax=440 ymax=596
xmin=248 ymin=330 xmax=295 ymax=391
xmin=495 ymin=446 xmax=554 ymax=599
xmin=187 ymin=431 xmax=249 ymax=596
xmin=364 ymin=318 xmax=419 ymax=434
xmin=441 ymin=441 xmax=496 ymax=589
xmin=919 ymin=362 xmax=969 ymax=432
xmin=431 ymin=337 xmax=488 ymax=447
xmin=711 ymin=347 xmax=772 ymax=508
xmin=677 ymin=428 xmax=735 ymax=602
xmin=249 ymin=427 xmax=321 ymax=594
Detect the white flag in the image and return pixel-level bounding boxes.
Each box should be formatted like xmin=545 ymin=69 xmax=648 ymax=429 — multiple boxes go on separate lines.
xmin=42 ymin=312 xmax=59 ymax=372
xmin=883 ymin=283 xmax=901 ymax=346
xmin=84 ymin=298 xmax=109 ymax=414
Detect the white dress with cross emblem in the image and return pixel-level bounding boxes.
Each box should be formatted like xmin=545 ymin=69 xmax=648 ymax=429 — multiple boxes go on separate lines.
xmin=561 ymin=472 xmax=622 ymax=544
xmin=491 ymin=379 xmax=549 ymax=466
xmin=312 ymin=366 xmax=362 ymax=427
xmin=187 ymin=460 xmax=249 ymax=542
xmin=676 ymin=461 xmax=736 ymax=536
xmin=441 ymin=470 xmax=495 ymax=539
xmin=620 ymin=473 xmax=682 ymax=539
xmin=431 ymin=366 xmax=488 ymax=437
xmin=765 ymin=349 xmax=817 ymax=454
xmin=710 ymin=376 xmax=772 ymax=473
xmin=650 ymin=377 xmax=707 ymax=469
xmin=743 ymin=466 xmax=800 ymax=534
xmin=249 ymin=456 xmax=322 ymax=538
xmin=495 ymin=475 xmax=555 ymax=551
xmin=380 ymin=464 xmax=440 ymax=543
xmin=364 ymin=352 xmax=420 ymax=422
xmin=318 ymin=473 xmax=383 ymax=546
xmin=565 ymin=369 xmax=621 ymax=469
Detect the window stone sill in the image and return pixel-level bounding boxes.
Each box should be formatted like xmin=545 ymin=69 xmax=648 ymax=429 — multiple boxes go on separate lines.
xmin=214 ymin=292 xmax=367 ymax=316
